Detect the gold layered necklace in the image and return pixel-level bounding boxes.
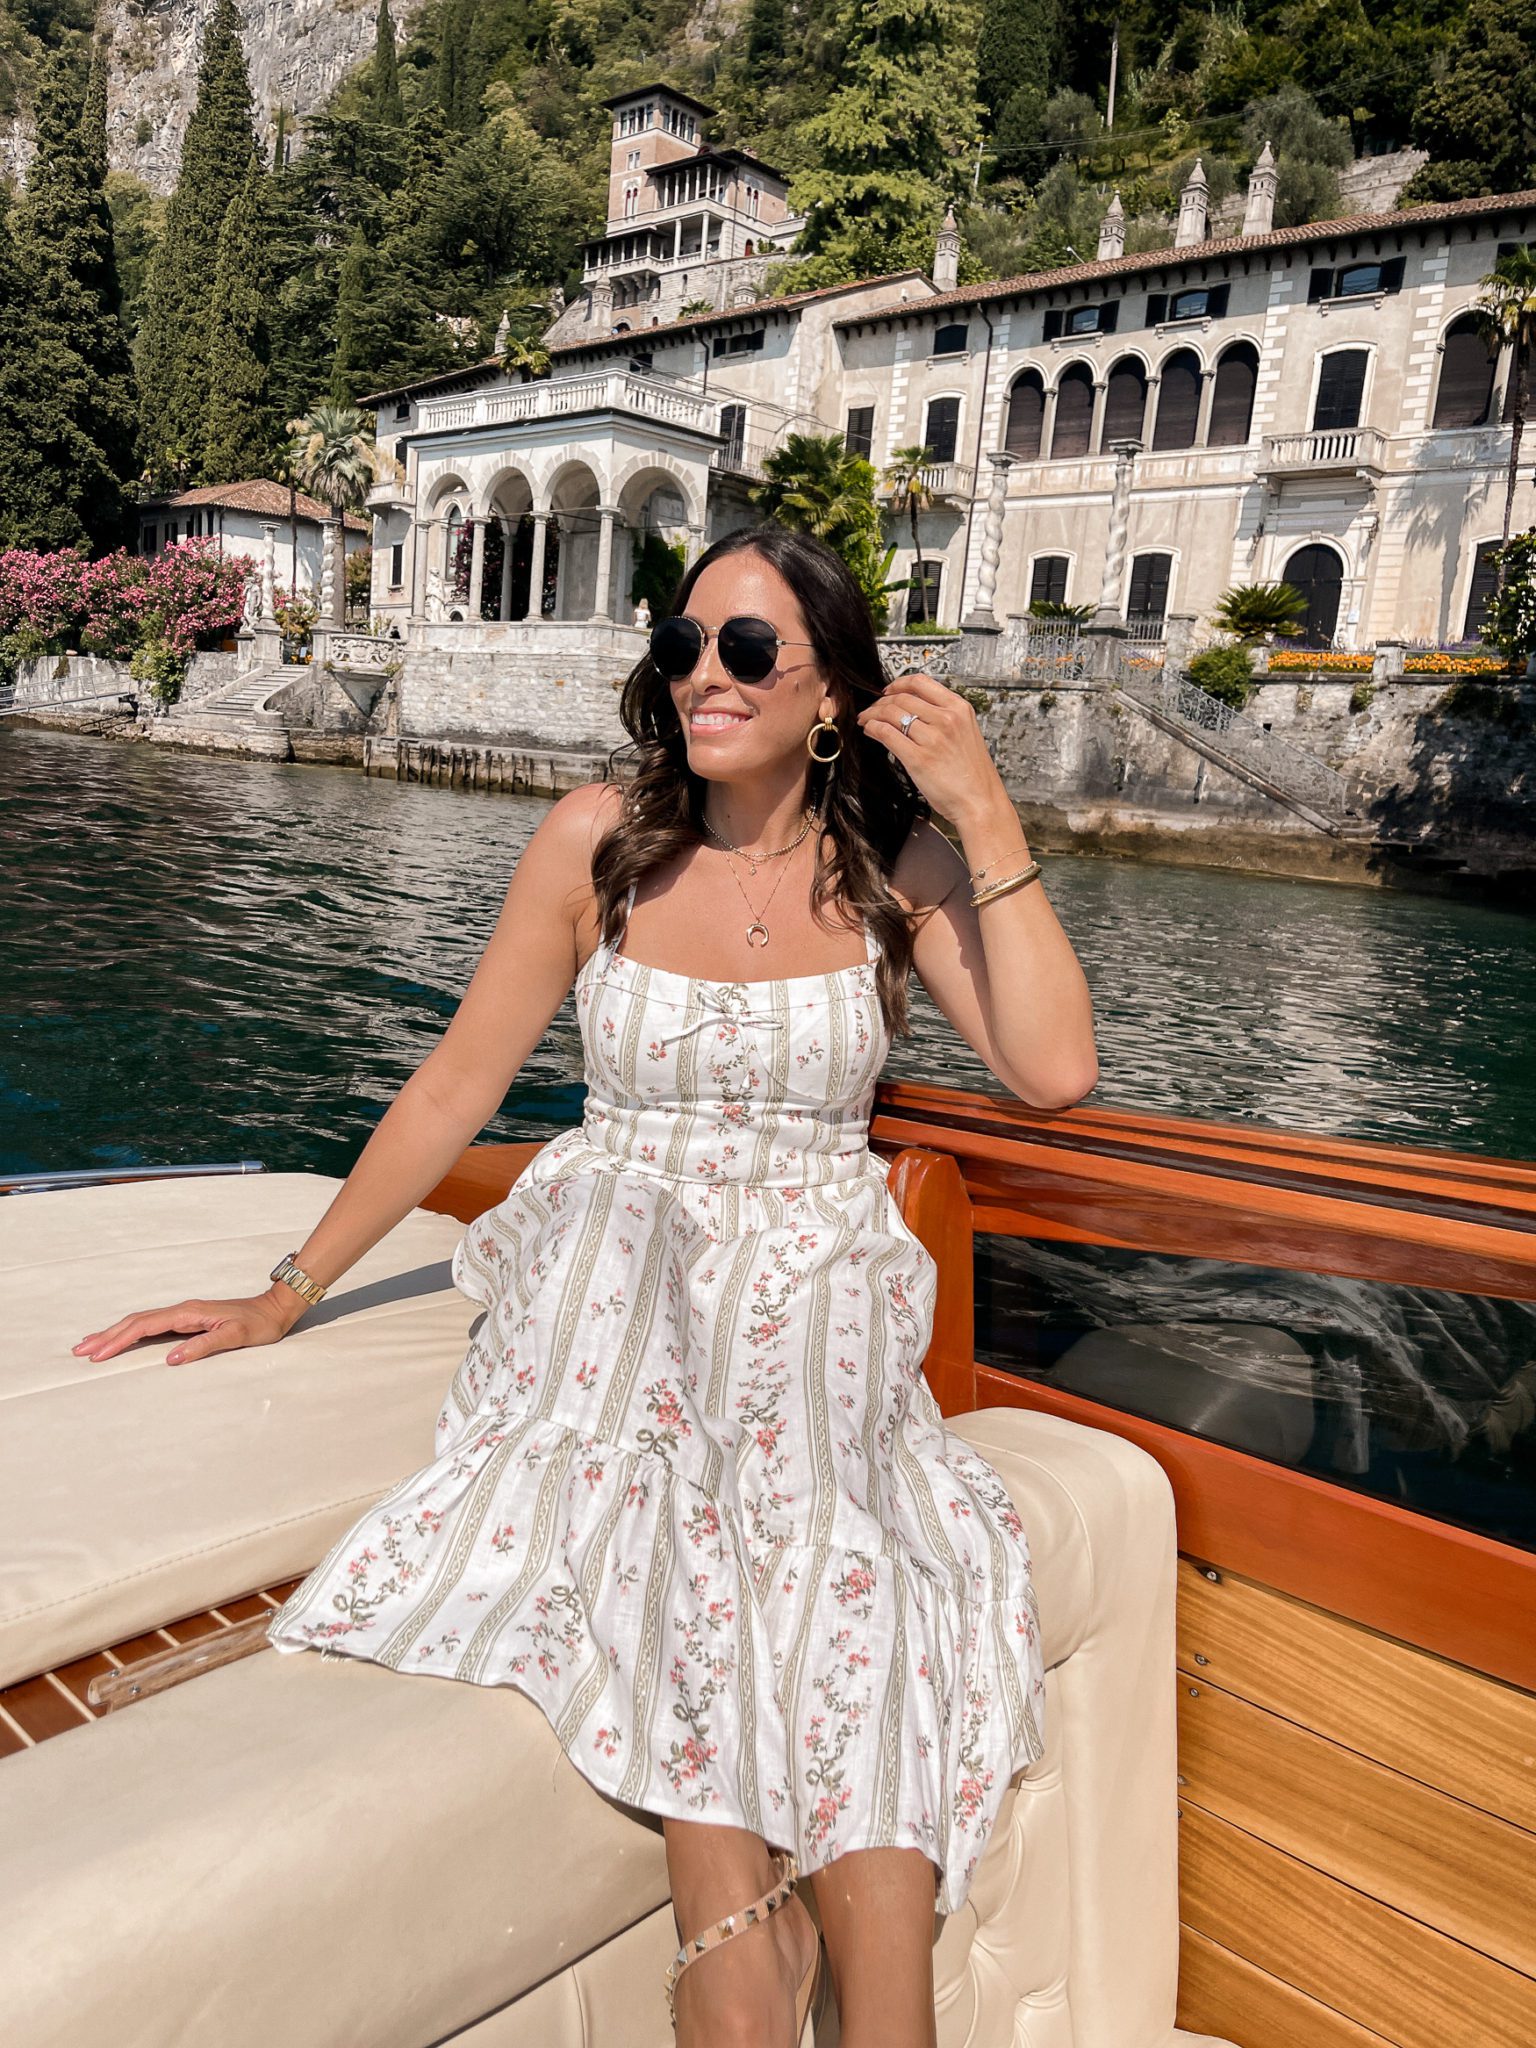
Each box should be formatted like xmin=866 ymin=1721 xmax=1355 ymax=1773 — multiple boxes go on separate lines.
xmin=702 ymin=807 xmax=818 ymax=949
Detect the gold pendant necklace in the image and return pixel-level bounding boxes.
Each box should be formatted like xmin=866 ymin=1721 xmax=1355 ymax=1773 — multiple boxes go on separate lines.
xmin=702 ymin=807 xmax=816 ymax=879
xmin=725 ymin=853 xmax=793 ymax=947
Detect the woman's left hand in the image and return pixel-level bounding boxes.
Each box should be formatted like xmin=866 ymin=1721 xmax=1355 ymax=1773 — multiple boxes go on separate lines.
xmin=855 ymin=670 xmax=1008 ymax=824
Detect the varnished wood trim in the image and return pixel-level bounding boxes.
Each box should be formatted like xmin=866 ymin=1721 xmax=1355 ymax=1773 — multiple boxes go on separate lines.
xmin=973 ymin=1365 xmax=1536 ymax=1696
xmin=1177 ymin=1560 xmax=1536 ymax=1830
xmin=422 ymin=1141 xmax=547 ymax=1223
xmin=1177 ymin=1923 xmax=1399 ymax=2048
xmin=1178 ymin=1679 xmax=1536 ymax=1976
xmin=1178 ymin=1804 xmax=1536 ymax=2048
xmin=885 ymin=1148 xmax=977 ymax=1415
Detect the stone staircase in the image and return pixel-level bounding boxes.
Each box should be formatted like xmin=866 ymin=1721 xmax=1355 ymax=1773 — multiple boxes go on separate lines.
xmin=154 ymin=667 xmax=297 ymax=757
xmin=1114 ymin=663 xmax=1361 ymax=836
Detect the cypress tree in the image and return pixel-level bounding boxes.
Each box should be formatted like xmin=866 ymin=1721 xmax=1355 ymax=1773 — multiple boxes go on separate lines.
xmin=13 ymin=43 xmax=137 ymax=551
xmin=0 ymin=189 xmax=79 ymax=550
xmin=375 ymin=0 xmax=403 ymax=123
xmin=136 ymin=0 xmax=258 ymax=482
xmin=203 ymin=160 xmax=276 ymax=481
xmin=977 ymin=0 xmax=1056 ymax=124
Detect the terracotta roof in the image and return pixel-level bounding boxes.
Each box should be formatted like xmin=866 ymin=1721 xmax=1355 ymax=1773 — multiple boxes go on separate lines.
xmin=360 ymin=271 xmax=934 ymax=407
xmin=599 ymin=82 xmax=716 ymax=116
xmin=140 ymin=479 xmax=370 ymax=533
xmin=831 ymin=190 xmax=1536 ymax=327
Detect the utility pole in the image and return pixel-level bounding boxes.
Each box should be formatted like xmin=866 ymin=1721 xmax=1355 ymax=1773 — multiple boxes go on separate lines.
xmin=972 ymin=134 xmax=984 ymax=195
xmin=1106 ymin=25 xmax=1120 ymax=132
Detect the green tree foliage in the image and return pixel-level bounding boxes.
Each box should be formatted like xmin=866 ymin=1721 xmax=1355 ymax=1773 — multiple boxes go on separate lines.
xmin=374 ymin=0 xmax=403 ymax=124
xmin=748 ymin=432 xmax=903 ymax=627
xmin=11 ymin=41 xmax=136 ymax=550
xmin=1212 ymin=581 xmax=1307 ymax=642
xmin=136 ymin=0 xmax=257 ymax=482
xmin=1404 ymin=0 xmax=1536 ymax=202
xmin=1242 ymin=84 xmax=1350 ymax=227
xmin=203 ymin=160 xmax=276 ymax=481
xmin=781 ymin=0 xmax=986 ymax=286
xmin=0 ymin=187 xmax=86 ymax=548
xmin=978 ymin=0 xmax=1056 ymax=179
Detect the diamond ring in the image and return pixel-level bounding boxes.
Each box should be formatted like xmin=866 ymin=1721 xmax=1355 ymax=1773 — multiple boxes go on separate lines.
xmin=899 ymin=710 xmax=919 ymax=736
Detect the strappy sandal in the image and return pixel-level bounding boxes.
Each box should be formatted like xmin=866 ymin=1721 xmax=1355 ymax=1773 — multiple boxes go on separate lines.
xmin=663 ymin=1847 xmax=823 ymax=2043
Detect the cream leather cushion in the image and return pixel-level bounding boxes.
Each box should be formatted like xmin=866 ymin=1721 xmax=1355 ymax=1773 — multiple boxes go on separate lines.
xmin=0 ymin=1174 xmax=474 ymax=1686
xmin=0 ymin=1409 xmax=1226 ymax=2048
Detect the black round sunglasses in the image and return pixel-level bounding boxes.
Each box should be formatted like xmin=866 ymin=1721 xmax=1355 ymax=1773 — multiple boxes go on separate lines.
xmin=649 ymin=614 xmax=815 ymax=685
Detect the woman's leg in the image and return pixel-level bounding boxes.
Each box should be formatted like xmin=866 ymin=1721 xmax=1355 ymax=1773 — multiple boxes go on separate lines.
xmin=662 ymin=1818 xmax=819 ymax=2048
xmin=810 ymin=1845 xmax=940 ymax=2048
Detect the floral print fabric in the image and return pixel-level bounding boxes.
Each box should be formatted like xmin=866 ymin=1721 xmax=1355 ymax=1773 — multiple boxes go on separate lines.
xmin=268 ymin=884 xmax=1046 ymax=1913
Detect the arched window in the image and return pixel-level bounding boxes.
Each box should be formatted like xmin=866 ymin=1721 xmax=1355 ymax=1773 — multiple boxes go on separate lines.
xmin=719 ymin=403 xmax=746 ymax=466
xmin=923 ymin=394 xmax=960 ymax=463
xmin=1432 ymin=316 xmax=1498 ymax=430
xmin=1051 ymin=363 xmax=1095 ymax=459
xmin=1100 ymin=357 xmax=1147 ymax=447
xmin=1283 ymin=544 xmax=1344 ymax=647
xmin=1004 ymin=371 xmax=1045 ymax=460
xmin=1152 ymin=349 xmax=1202 ymax=450
xmin=443 ymin=505 xmax=467 ymax=598
xmin=1029 ymin=555 xmax=1070 ymax=607
xmin=1208 ymin=343 xmax=1258 ymax=446
xmin=1127 ymin=551 xmax=1173 ymax=623
xmin=1312 ymin=351 xmax=1369 ymax=432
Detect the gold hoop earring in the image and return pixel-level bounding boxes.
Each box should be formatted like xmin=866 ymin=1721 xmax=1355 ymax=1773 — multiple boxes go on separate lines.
xmin=807 ymin=715 xmax=842 ymax=762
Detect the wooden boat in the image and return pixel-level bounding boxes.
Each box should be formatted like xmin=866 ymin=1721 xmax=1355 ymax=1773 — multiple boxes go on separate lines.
xmin=2 ymin=1080 xmax=1533 ymax=2047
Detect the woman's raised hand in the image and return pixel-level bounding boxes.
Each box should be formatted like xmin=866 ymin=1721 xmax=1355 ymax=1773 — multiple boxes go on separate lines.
xmin=72 ymin=1289 xmax=303 ymax=1368
xmin=855 ymin=670 xmax=1007 ymax=826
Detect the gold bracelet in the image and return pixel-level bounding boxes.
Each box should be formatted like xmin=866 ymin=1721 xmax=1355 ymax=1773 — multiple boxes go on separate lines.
xmin=968 ymin=842 xmax=1032 ymax=886
xmin=971 ymin=859 xmax=1043 ymax=907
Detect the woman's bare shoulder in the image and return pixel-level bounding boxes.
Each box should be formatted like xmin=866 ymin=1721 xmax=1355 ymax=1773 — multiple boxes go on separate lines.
xmin=529 ymin=780 xmax=627 ymax=869
xmin=886 ymin=816 xmax=970 ymax=915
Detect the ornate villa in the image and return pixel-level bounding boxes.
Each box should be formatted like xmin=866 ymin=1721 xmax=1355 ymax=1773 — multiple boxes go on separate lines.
xmin=362 ymin=81 xmax=1536 ymax=659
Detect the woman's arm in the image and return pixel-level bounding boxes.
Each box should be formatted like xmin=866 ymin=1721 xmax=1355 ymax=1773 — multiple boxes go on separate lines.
xmin=861 ymin=677 xmax=1099 ymax=1112
xmin=75 ymin=781 xmax=622 ymax=1364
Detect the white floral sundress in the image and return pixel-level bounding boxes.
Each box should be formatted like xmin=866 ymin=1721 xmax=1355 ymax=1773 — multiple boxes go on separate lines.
xmin=268 ymin=881 xmax=1047 ymax=1912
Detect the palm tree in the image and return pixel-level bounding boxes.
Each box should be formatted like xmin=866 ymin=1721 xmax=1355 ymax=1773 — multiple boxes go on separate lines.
xmin=748 ymin=433 xmax=904 ymax=628
xmin=1212 ymin=582 xmax=1307 ymax=644
xmin=882 ymin=445 xmax=937 ymax=627
xmin=285 ymin=402 xmax=396 ymax=626
xmin=501 ymin=337 xmax=552 ymax=380
xmin=1475 ymin=247 xmax=1536 ymax=584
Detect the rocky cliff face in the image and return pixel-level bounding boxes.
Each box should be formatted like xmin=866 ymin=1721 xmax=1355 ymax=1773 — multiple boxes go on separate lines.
xmin=3 ymin=0 xmax=426 ymax=193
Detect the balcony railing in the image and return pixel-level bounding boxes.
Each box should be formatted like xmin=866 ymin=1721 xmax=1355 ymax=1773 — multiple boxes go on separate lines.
xmin=710 ymin=435 xmax=779 ymax=481
xmin=417 ymin=372 xmax=716 ymax=438
xmin=1259 ymin=427 xmax=1388 ymax=476
xmin=876 ymin=461 xmax=977 ymax=506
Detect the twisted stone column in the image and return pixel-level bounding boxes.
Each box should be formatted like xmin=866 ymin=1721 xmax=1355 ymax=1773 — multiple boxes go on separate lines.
xmin=964 ymin=452 xmax=1016 ymax=629
xmin=1095 ymin=439 xmax=1141 ymax=624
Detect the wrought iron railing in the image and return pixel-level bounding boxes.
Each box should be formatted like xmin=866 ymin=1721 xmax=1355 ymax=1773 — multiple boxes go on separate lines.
xmin=1118 ymin=664 xmax=1349 ymax=814
xmin=994 ymin=620 xmax=1089 ymax=682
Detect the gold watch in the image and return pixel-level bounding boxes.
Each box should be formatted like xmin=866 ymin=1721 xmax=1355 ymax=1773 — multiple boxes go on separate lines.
xmin=269 ymin=1252 xmax=327 ymax=1307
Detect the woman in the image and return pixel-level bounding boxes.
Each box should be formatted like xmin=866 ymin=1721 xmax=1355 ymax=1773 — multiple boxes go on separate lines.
xmin=74 ymin=521 xmax=1099 ymax=2048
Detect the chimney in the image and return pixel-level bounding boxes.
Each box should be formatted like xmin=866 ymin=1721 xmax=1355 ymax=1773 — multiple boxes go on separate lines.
xmin=590 ymin=275 xmax=613 ymax=333
xmin=1174 ymin=159 xmax=1208 ymax=250
xmin=1097 ymin=191 xmax=1126 ymax=262
xmin=1243 ymin=141 xmax=1277 ymax=238
xmin=933 ymin=202 xmax=960 ymax=292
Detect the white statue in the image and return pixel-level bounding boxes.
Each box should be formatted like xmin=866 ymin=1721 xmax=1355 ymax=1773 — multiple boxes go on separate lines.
xmin=632 ymin=596 xmax=653 ymax=630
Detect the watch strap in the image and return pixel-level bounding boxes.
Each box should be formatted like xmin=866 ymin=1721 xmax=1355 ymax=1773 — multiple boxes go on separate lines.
xmin=269 ymin=1252 xmax=327 ymax=1307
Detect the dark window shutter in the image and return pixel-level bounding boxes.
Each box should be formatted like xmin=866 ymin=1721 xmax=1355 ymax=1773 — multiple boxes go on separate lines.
xmin=1127 ymin=552 xmax=1172 ymax=620
xmin=1308 ymin=267 xmax=1333 ymax=303
xmin=1042 ymin=309 xmax=1065 ymax=341
xmin=1379 ymin=256 xmax=1406 ymax=293
xmin=1312 ymin=349 xmax=1369 ymax=431
xmin=1145 ymin=293 xmax=1167 ymax=327
xmin=1464 ymin=542 xmax=1501 ymax=639
xmin=1152 ymin=350 xmax=1202 ymax=449
xmin=924 ymin=394 xmax=960 ymax=463
xmin=845 ymin=404 xmax=875 ymax=458
xmin=1051 ymin=364 xmax=1095 ymax=457
xmin=1208 ymin=345 xmax=1258 ymax=446
xmin=1205 ymin=283 xmax=1230 ymax=319
xmin=1004 ymin=375 xmax=1045 ymax=459
xmin=1433 ymin=319 xmax=1498 ymax=430
xmin=1099 ymin=300 xmax=1120 ymax=332
xmin=934 ymin=322 xmax=969 ymax=354
xmin=1102 ymin=359 xmax=1148 ymax=444
xmin=1030 ymin=555 xmax=1070 ymax=606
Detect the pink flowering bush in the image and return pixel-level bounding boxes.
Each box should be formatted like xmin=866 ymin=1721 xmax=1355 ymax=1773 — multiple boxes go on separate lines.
xmin=0 ymin=540 xmax=253 ymax=661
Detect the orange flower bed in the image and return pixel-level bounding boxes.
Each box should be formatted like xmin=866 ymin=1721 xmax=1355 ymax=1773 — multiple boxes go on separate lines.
xmin=1267 ymin=650 xmax=1373 ymax=672
xmin=1402 ymin=652 xmax=1504 ymax=675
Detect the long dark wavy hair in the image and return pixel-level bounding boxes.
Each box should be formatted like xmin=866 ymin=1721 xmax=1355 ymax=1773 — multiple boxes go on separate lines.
xmin=593 ymin=520 xmax=927 ymax=1036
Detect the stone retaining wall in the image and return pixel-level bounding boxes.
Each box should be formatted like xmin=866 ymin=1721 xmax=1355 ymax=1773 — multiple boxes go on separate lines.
xmin=8 ymin=650 xmax=241 ymax=710
xmin=396 ymin=624 xmax=643 ymax=748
